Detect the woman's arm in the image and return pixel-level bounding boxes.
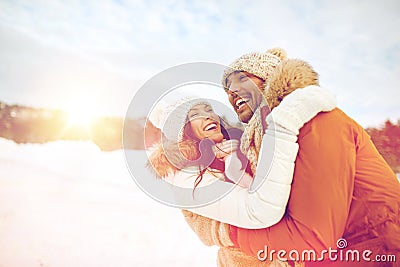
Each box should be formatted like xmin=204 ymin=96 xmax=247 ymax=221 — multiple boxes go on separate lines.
xmin=184 ymin=86 xmax=337 ymax=228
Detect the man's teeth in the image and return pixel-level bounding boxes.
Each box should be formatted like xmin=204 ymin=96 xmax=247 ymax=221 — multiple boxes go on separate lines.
xmin=236 ymin=98 xmax=248 ymax=108
xmin=204 ymin=123 xmax=217 ymax=131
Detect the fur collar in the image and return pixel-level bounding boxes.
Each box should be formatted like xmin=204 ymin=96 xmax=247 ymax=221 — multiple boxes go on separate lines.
xmin=146 ymin=140 xmax=199 ymax=179
xmin=264 ymin=59 xmax=319 ymax=110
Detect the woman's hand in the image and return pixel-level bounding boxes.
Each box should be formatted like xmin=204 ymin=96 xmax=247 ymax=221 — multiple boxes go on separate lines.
xmin=212 ymin=139 xmax=239 ymax=160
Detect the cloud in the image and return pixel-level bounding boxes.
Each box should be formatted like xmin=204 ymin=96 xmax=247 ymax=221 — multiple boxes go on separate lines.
xmin=0 ymin=0 xmax=399 ymax=126
xmin=0 ymin=24 xmax=137 ymax=116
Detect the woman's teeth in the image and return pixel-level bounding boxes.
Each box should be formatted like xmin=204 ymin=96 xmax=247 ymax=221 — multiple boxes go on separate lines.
xmin=204 ymin=123 xmax=217 ymax=131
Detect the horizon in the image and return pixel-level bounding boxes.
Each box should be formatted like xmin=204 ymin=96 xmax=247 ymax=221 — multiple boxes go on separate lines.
xmin=1 ymin=96 xmax=399 ymax=130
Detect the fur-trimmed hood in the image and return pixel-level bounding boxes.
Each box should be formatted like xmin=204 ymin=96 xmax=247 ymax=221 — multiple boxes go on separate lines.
xmin=264 ymin=59 xmax=319 ymax=110
xmin=146 ymin=140 xmax=200 ymax=179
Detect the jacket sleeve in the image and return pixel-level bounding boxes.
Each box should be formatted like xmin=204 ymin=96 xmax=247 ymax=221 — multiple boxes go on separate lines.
xmin=186 ymin=86 xmax=337 ymax=229
xmin=188 ymin=129 xmax=298 ymax=228
xmin=231 ymin=109 xmax=356 ymax=255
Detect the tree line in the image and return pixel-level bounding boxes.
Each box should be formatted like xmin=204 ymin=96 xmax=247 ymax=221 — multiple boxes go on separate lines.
xmin=366 ymin=120 xmax=400 ymax=173
xmin=0 ymin=101 xmax=399 ymax=173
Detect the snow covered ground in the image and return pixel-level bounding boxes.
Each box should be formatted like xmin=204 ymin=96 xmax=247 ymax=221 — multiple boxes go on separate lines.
xmin=0 ymin=138 xmax=217 ymax=267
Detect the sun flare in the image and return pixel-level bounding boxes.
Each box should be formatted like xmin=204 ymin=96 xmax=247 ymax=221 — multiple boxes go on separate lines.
xmin=67 ymin=109 xmax=96 ymax=127
xmin=64 ymin=97 xmax=99 ymax=128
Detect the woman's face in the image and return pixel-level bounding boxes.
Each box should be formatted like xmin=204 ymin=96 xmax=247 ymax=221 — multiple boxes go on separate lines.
xmin=187 ymin=104 xmax=224 ymax=143
xmin=225 ymin=71 xmax=265 ymax=124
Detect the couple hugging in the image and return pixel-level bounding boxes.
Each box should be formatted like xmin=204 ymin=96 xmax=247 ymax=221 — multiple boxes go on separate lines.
xmin=146 ymin=48 xmax=400 ymax=267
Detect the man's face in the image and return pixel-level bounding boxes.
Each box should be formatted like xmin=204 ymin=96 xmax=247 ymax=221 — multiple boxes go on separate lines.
xmin=225 ymin=71 xmax=265 ymax=123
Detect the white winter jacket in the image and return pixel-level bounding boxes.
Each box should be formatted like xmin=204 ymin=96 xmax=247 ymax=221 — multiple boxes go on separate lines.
xmin=151 ymin=86 xmax=337 ymax=229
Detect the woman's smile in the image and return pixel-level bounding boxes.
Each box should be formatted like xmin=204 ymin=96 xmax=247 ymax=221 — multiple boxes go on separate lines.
xmin=188 ymin=104 xmax=224 ymax=142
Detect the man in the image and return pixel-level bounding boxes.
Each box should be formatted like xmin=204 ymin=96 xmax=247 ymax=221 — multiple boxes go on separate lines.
xmin=184 ymin=49 xmax=400 ymax=267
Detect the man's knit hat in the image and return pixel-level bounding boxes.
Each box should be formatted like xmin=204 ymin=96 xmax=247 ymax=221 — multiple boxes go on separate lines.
xmin=149 ymin=97 xmax=211 ymax=142
xmin=222 ymin=47 xmax=287 ymax=89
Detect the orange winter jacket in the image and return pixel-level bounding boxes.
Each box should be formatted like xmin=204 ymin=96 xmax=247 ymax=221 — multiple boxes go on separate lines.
xmin=230 ymin=108 xmax=400 ymax=262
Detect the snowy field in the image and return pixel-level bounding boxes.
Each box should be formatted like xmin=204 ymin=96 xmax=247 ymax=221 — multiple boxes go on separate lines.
xmin=0 ymin=138 xmax=217 ymax=267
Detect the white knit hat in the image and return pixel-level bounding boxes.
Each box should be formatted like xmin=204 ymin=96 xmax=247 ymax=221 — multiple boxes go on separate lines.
xmin=222 ymin=47 xmax=287 ymax=89
xmin=149 ymin=97 xmax=211 ymax=142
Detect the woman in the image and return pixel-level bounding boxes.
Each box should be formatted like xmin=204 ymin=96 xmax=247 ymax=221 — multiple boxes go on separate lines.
xmin=147 ymin=88 xmax=336 ymax=229
xmin=149 ymin=98 xmax=253 ymax=190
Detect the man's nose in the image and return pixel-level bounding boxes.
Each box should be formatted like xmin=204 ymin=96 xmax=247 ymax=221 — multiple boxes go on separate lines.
xmin=228 ymin=83 xmax=240 ymax=93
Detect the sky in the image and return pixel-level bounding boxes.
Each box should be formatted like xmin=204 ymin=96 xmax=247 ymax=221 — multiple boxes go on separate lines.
xmin=0 ymin=0 xmax=399 ymax=127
